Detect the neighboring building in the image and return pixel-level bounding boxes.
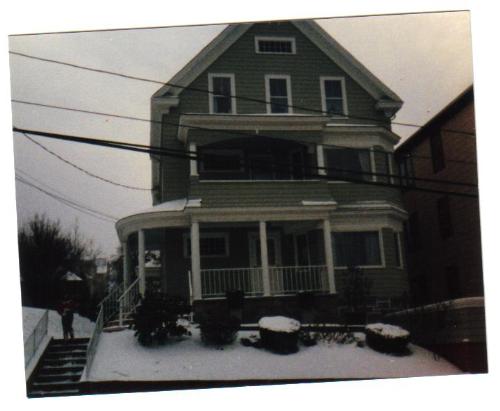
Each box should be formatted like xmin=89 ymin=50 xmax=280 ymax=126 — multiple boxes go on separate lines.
xmin=116 ymin=20 xmax=409 ymax=321
xmin=395 ymin=86 xmax=483 ymax=305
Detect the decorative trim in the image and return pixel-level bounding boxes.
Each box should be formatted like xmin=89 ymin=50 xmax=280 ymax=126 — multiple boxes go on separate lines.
xmin=254 ymin=36 xmax=296 ymax=54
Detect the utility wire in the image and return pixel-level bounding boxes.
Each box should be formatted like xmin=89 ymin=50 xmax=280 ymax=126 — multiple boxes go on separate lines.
xmin=14 ymin=127 xmax=478 ymax=198
xmin=11 ymin=99 xmax=477 ymax=166
xmin=9 ymin=50 xmax=476 ymax=137
xmin=15 ymin=174 xmax=118 ymax=223
xmin=23 ymin=134 xmax=150 ymax=191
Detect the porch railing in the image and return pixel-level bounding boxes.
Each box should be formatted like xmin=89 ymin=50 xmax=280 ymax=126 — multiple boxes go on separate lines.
xmin=118 ymin=277 xmax=140 ymax=326
xmin=83 ymin=305 xmax=103 ymax=380
xmin=24 ymin=309 xmax=49 ymax=368
xmin=270 ymin=265 xmax=328 ymax=295
xmin=201 ymin=267 xmax=263 ymax=298
xmin=100 ymin=283 xmax=124 ymax=325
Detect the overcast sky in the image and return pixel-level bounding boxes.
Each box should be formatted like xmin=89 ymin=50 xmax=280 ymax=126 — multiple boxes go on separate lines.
xmin=8 ymin=11 xmax=473 ymax=257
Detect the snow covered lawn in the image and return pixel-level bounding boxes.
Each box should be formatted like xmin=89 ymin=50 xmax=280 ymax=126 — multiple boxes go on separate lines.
xmin=87 ymin=325 xmax=462 ymax=382
xmin=22 ymin=306 xmax=95 ymax=341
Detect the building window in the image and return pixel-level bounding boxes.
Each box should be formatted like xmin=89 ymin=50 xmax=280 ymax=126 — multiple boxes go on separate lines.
xmin=265 ymin=75 xmax=292 ymax=114
xmin=208 ymin=73 xmax=236 ymax=114
xmin=184 ymin=233 xmax=229 ymax=258
xmin=333 ymin=231 xmax=382 ymax=267
xmin=437 ymin=196 xmax=453 ymax=239
xmin=199 ymin=149 xmax=243 ymax=173
xmin=430 ymin=131 xmax=445 ymax=172
xmin=393 ymin=232 xmax=403 ymax=268
xmin=398 ymin=154 xmax=415 ymax=187
xmin=255 ymin=37 xmax=296 ymax=54
xmin=320 ymin=77 xmax=347 ymax=116
xmin=325 ymin=147 xmax=371 ymax=181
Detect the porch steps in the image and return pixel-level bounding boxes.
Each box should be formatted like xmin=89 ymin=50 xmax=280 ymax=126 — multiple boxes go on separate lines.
xmin=27 ymin=338 xmax=89 ymax=398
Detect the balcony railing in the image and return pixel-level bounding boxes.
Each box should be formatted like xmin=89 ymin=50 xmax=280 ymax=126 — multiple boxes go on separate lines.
xmin=200 ymin=265 xmax=328 ymax=298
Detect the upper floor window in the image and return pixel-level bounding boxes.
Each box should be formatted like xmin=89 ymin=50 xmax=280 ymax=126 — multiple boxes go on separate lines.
xmin=200 ymin=149 xmax=243 ymax=173
xmin=430 ymin=131 xmax=445 ymax=172
xmin=333 ymin=231 xmax=382 ymax=268
xmin=265 ymin=75 xmax=292 ymax=114
xmin=208 ymin=73 xmax=236 ymax=114
xmin=255 ymin=36 xmax=296 ymax=54
xmin=325 ymin=147 xmax=371 ymax=182
xmin=320 ymin=77 xmax=347 ymax=116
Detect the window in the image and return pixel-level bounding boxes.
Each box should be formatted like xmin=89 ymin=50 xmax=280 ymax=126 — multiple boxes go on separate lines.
xmin=320 ymin=77 xmax=347 ymax=116
xmin=208 ymin=74 xmax=236 ymax=114
xmin=398 ymin=154 xmax=415 ymax=187
xmin=255 ymin=37 xmax=296 ymax=54
xmin=184 ymin=233 xmax=229 ymax=258
xmin=393 ymin=232 xmax=403 ymax=268
xmin=325 ymin=147 xmax=371 ymax=181
xmin=333 ymin=231 xmax=382 ymax=267
xmin=430 ymin=131 xmax=445 ymax=172
xmin=199 ymin=149 xmax=243 ymax=173
xmin=265 ymin=75 xmax=292 ymax=114
xmin=375 ymin=151 xmax=391 ymax=184
xmin=437 ymin=196 xmax=453 ymax=239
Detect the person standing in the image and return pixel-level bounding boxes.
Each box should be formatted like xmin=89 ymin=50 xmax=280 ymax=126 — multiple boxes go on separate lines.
xmin=58 ymin=296 xmax=76 ymax=341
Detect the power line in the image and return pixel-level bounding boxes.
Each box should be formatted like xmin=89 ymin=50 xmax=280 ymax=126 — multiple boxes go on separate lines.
xmin=14 ymin=127 xmax=478 ymax=198
xmin=15 ymin=173 xmax=118 ymax=223
xmin=11 ymin=99 xmax=477 ymax=166
xmin=23 ymin=133 xmax=150 ymax=191
xmin=9 ymin=50 xmax=476 ymax=137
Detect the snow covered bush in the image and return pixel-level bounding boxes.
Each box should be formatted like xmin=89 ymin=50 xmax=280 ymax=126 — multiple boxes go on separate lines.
xmin=365 ymin=323 xmax=410 ymax=354
xmin=131 ymin=292 xmax=191 ymax=346
xmin=259 ymin=316 xmax=301 ymax=354
xmin=199 ymin=314 xmax=241 ymax=346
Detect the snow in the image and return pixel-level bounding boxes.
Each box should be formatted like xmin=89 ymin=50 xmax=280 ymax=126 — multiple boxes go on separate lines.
xmin=366 ymin=323 xmax=410 ymax=339
xmin=86 ymin=326 xmax=462 ymax=382
xmin=23 ymin=306 xmax=95 ymax=341
xmin=133 ymin=198 xmax=202 ymax=215
xmin=258 ymin=316 xmax=301 ymax=333
xmin=60 ymin=271 xmax=83 ymax=281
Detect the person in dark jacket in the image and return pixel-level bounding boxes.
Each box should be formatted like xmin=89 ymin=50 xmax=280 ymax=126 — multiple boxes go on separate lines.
xmin=58 ymin=296 xmax=77 ymax=341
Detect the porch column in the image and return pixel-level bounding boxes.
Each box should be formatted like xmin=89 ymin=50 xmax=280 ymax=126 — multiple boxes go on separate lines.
xmin=189 ymin=143 xmax=198 ymax=177
xmin=259 ymin=221 xmax=271 ymax=296
xmin=138 ymin=229 xmax=146 ymax=296
xmin=322 ymin=219 xmax=336 ymax=293
xmin=190 ymin=221 xmax=202 ymax=300
xmin=317 ymin=144 xmax=326 ymax=176
xmin=122 ymin=240 xmax=129 ymax=288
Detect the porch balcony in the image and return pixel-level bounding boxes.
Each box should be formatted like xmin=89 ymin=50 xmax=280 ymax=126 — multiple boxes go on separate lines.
xmin=199 ymin=265 xmax=328 ymax=299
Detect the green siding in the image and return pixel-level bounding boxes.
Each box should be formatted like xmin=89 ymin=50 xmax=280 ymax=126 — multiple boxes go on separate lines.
xmin=328 ymin=183 xmax=403 ymax=206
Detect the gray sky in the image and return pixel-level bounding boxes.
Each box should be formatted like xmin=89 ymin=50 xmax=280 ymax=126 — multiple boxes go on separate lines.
xmin=8 ymin=11 xmax=473 ymax=257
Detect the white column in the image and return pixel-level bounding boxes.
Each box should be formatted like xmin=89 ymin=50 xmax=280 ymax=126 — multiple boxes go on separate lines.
xmin=317 ymin=144 xmax=326 ymax=176
xmin=122 ymin=240 xmax=129 ymax=288
xmin=322 ymin=219 xmax=336 ymax=294
xmin=190 ymin=221 xmax=202 ymax=300
xmin=259 ymin=221 xmax=271 ymax=296
xmin=138 ymin=229 xmax=146 ymax=296
xmin=189 ymin=142 xmax=198 ymax=177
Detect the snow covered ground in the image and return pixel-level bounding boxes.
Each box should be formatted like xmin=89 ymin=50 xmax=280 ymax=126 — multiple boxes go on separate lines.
xmin=22 ymin=306 xmax=95 ymax=341
xmin=87 ymin=325 xmax=462 ymax=382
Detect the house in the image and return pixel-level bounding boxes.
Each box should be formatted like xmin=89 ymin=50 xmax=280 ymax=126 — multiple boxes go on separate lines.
xmin=115 ymin=20 xmax=409 ymax=322
xmin=395 ymin=86 xmax=483 ymax=305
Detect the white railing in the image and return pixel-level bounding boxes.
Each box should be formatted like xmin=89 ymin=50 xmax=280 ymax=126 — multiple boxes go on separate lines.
xmin=270 ymin=265 xmax=328 ymax=295
xmin=100 ymin=283 xmax=124 ymax=325
xmin=201 ymin=267 xmax=263 ymax=298
xmin=83 ymin=305 xmax=103 ymax=380
xmin=24 ymin=309 xmax=49 ymax=367
xmin=118 ymin=277 xmax=140 ymax=326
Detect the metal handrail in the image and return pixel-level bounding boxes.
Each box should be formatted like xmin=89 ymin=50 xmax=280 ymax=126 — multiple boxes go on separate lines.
xmin=24 ymin=309 xmax=49 ymax=367
xmin=117 ymin=278 xmax=140 ymax=326
xmin=83 ymin=305 xmax=103 ymax=380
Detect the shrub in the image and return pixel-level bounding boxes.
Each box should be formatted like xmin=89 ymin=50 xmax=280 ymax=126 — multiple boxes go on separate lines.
xmin=199 ymin=314 xmax=241 ymax=346
xmin=365 ymin=323 xmax=410 ymax=354
xmin=131 ymin=292 xmax=191 ymax=346
xmin=259 ymin=316 xmax=301 ymax=354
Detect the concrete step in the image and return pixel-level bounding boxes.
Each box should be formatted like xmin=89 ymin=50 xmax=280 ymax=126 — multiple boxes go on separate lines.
xmin=29 ymin=388 xmax=80 ymax=398
xmin=40 ymin=365 xmax=84 ymax=374
xmin=42 ymin=358 xmax=87 ymax=367
xmin=35 ymin=371 xmax=82 ymax=383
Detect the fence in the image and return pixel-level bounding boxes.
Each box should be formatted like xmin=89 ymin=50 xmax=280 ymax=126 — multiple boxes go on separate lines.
xmin=270 ymin=265 xmax=328 ymax=295
xmin=201 ymin=267 xmax=263 ymax=298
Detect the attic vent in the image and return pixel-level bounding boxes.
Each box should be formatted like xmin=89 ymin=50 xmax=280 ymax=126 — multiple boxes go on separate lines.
xmin=255 ymin=37 xmax=296 ymax=54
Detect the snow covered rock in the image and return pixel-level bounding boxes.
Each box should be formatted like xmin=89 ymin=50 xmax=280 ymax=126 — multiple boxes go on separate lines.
xmin=365 ymin=323 xmax=410 ymax=354
xmin=258 ymin=316 xmax=301 ymax=354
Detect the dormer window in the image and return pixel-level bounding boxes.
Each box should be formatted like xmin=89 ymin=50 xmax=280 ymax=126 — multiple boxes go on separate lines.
xmin=255 ymin=37 xmax=296 ymax=54
xmin=208 ymin=73 xmax=236 ymax=114
xmin=265 ymin=75 xmax=292 ymax=114
xmin=320 ymin=77 xmax=347 ymax=116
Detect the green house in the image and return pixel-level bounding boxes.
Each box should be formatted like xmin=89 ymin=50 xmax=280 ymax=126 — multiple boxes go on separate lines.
xmin=116 ymin=20 xmax=408 ymax=322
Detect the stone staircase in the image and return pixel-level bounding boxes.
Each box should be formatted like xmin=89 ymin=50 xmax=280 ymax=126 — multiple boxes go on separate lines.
xmin=27 ymin=338 xmax=89 ymax=398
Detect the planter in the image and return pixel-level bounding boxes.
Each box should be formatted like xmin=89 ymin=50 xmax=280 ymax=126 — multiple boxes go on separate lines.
xmin=365 ymin=323 xmax=410 ymax=354
xmin=258 ymin=316 xmax=301 ymax=354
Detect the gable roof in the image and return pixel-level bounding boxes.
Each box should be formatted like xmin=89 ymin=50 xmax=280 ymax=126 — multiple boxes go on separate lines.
xmin=152 ymin=20 xmax=402 ymax=107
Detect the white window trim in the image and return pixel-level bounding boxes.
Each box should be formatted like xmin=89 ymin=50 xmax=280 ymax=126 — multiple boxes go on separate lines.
xmin=183 ymin=232 xmax=229 ymax=258
xmin=199 ymin=149 xmax=244 ymax=173
xmin=208 ymin=73 xmax=237 ymax=114
xmin=320 ymin=76 xmax=348 ymax=117
xmin=265 ymin=74 xmax=293 ymax=114
xmin=255 ymin=36 xmax=296 ymax=54
xmin=332 ymin=229 xmax=386 ymax=269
